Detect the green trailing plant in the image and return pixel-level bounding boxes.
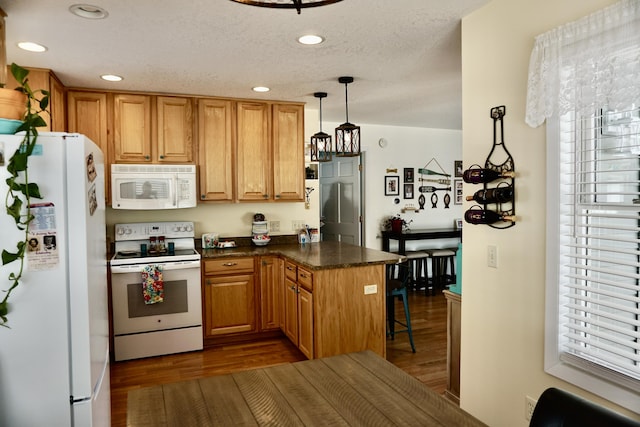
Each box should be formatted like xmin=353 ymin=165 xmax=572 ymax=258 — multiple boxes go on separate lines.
xmin=0 ymin=63 xmax=50 ymax=326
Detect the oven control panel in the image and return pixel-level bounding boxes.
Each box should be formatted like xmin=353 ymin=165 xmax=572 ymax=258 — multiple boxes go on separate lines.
xmin=114 ymin=222 xmax=195 ymax=241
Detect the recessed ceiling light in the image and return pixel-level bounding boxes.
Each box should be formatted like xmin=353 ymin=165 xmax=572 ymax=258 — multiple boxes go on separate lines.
xmin=252 ymin=86 xmax=270 ymax=93
xmin=69 ymin=4 xmax=109 ymax=19
xmin=17 ymin=42 xmax=48 ymax=53
xmin=298 ymin=34 xmax=324 ymax=45
xmin=101 ymin=74 xmax=123 ymax=82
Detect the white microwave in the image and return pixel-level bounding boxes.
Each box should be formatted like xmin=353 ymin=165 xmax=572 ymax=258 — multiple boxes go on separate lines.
xmin=111 ymin=164 xmax=197 ymax=210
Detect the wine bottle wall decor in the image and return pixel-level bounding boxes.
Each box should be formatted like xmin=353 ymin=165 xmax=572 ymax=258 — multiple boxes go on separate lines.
xmin=463 ymin=105 xmax=516 ymax=229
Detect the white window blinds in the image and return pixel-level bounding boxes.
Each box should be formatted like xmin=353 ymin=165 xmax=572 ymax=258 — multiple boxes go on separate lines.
xmin=526 ymin=0 xmax=640 ymax=411
xmin=557 ymin=105 xmax=640 ymax=389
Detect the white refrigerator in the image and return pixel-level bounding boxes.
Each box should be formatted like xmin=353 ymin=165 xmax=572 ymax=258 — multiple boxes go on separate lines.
xmin=0 ymin=133 xmax=110 ymax=426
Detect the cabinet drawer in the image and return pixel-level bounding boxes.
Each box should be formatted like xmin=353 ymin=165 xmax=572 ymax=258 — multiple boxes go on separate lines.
xmin=284 ymin=260 xmax=297 ymax=281
xmin=204 ymin=257 xmax=254 ymax=275
xmin=297 ymin=267 xmax=313 ymax=291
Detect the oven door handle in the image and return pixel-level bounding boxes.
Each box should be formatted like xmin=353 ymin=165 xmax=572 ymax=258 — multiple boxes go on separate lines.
xmin=110 ymin=260 xmax=201 ymax=274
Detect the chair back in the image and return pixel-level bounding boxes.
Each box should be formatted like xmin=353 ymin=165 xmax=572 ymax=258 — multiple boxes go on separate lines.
xmin=386 ymin=261 xmax=412 ymax=292
xmin=530 ymin=387 xmax=640 ymax=427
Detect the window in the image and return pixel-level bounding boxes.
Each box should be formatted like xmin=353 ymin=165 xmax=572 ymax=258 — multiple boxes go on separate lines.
xmin=527 ymin=0 xmax=640 ymax=412
xmin=545 ymin=105 xmax=640 ymax=411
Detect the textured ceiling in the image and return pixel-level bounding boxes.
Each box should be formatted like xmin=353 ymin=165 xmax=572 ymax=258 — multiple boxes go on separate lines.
xmin=0 ymin=0 xmax=488 ymax=129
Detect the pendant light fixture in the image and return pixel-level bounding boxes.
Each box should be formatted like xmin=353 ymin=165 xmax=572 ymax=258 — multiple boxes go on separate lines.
xmin=310 ymin=92 xmax=332 ymax=162
xmin=335 ymin=76 xmax=360 ymax=157
xmin=228 ymin=0 xmax=342 ymax=15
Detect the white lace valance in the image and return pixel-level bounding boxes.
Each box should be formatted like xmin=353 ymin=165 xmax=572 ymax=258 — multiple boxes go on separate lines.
xmin=525 ymin=0 xmax=640 ymax=128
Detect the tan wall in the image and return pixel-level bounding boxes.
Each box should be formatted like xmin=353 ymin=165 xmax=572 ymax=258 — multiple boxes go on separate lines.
xmin=459 ymin=1 xmax=640 ymax=426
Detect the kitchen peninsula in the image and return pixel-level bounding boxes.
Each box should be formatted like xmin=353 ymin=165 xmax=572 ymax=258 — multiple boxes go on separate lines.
xmin=201 ymin=241 xmax=401 ymax=359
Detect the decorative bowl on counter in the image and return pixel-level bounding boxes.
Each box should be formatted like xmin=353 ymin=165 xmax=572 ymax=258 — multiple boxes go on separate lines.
xmin=252 ymin=234 xmax=271 ymax=246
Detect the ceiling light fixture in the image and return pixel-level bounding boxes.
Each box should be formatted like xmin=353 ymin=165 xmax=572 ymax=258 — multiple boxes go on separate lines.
xmin=298 ymin=34 xmax=324 ymax=45
xmin=310 ymin=92 xmax=332 ymax=163
xmin=101 ymin=74 xmax=123 ymax=82
xmin=335 ymin=76 xmax=360 ymax=157
xmin=17 ymin=42 xmax=47 ymax=53
xmin=252 ymin=86 xmax=270 ymax=93
xmin=229 ymin=0 xmax=342 ymax=15
xmin=69 ymin=4 xmax=109 ymax=19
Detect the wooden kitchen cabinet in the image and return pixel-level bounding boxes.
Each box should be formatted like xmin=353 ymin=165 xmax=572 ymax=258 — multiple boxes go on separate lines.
xmin=113 ymin=93 xmax=152 ymax=163
xmin=235 ymin=101 xmax=305 ymax=202
xmin=113 ymin=94 xmax=194 ymax=164
xmin=259 ymin=256 xmax=281 ymax=331
xmin=272 ymin=103 xmax=304 ymax=201
xmin=197 ymin=98 xmax=234 ymax=201
xmin=236 ymin=101 xmax=271 ymax=201
xmin=67 ymin=90 xmax=110 ymax=202
xmin=202 ymin=257 xmax=256 ymax=337
xmin=5 ymin=67 xmax=66 ymax=132
xmin=282 ymin=260 xmax=314 ymax=359
xmin=444 ymin=290 xmax=462 ymax=404
xmin=297 ymin=286 xmax=313 ymax=359
xmin=156 ymin=96 xmax=194 ymax=163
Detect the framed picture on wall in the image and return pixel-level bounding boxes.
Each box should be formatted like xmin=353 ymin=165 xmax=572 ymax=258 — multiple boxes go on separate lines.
xmin=385 ymin=175 xmax=400 ymax=196
xmin=454 ymin=179 xmax=463 ymax=204
xmin=404 ymin=183 xmax=414 ymax=199
xmin=455 ymin=160 xmax=463 ymax=177
xmin=404 ymin=167 xmax=414 ymax=183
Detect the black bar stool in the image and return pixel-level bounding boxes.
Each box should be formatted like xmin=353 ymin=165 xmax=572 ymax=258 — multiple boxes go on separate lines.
xmin=426 ymin=248 xmax=457 ymax=294
xmin=386 ymin=261 xmax=416 ymax=353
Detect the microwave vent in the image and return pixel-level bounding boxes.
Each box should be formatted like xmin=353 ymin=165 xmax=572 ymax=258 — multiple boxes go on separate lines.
xmin=112 ymin=164 xmax=196 ymax=174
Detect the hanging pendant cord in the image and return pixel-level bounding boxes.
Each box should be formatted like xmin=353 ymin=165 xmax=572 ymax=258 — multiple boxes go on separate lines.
xmin=344 ymin=82 xmax=349 ymax=123
xmin=319 ymin=97 xmax=323 ymax=132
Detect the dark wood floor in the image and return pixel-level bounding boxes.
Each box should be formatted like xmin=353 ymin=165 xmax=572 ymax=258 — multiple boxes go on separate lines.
xmin=110 ymin=290 xmax=446 ymax=427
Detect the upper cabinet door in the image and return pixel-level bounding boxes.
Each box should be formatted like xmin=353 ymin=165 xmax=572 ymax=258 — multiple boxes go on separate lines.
xmin=49 ymin=74 xmax=66 ymax=132
xmin=272 ymin=103 xmax=304 ymax=201
xmin=67 ymin=90 xmax=110 ymax=203
xmin=198 ymin=98 xmax=234 ymax=201
xmin=113 ymin=93 xmax=152 ymax=163
xmin=6 ymin=67 xmax=65 ymax=132
xmin=67 ymin=91 xmax=108 ymax=154
xmin=236 ymin=101 xmax=271 ymax=201
xmin=156 ymin=96 xmax=194 ymax=163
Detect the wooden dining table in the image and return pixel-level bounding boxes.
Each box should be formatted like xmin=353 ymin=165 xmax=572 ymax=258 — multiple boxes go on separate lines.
xmin=127 ymin=350 xmax=486 ymax=426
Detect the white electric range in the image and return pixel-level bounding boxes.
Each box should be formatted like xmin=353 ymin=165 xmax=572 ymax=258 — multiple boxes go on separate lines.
xmin=110 ymin=221 xmax=202 ymax=361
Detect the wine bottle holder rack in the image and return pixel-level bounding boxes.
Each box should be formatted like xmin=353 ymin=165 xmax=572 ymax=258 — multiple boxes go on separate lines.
xmin=464 ymin=105 xmax=516 ymax=229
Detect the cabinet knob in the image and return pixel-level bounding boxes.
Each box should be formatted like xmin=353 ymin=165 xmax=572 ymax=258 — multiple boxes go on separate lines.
xmin=159 ymin=155 xmax=165 ymax=159
xmin=145 ymin=155 xmax=150 ymax=160
xmin=263 ymin=194 xmax=269 ymax=199
xmin=201 ymin=195 xmax=206 ymax=199
xmin=290 ymin=285 xmax=296 ymax=291
xmin=275 ymin=194 xmax=281 ymax=199
xmin=222 ymin=262 xmax=238 ymax=267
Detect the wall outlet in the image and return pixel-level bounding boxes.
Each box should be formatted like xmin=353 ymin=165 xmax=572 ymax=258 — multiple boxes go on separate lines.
xmin=292 ymin=220 xmax=305 ymax=231
xmin=525 ymin=396 xmax=537 ymax=421
xmin=364 ymin=284 xmax=378 ymax=295
xmin=270 ymin=220 xmax=280 ymax=232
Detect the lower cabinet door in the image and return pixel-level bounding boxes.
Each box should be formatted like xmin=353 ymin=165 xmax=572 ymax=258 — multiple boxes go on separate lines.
xmin=283 ymin=278 xmax=298 ymax=345
xmin=204 ymin=274 xmax=256 ymax=336
xmin=298 ymin=287 xmax=313 ymax=359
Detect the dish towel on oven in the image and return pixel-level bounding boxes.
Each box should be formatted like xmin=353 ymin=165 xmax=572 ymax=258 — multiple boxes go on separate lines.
xmin=142 ymin=264 xmax=164 ymax=304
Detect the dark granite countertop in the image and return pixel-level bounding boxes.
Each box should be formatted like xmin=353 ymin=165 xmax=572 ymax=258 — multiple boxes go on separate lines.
xmin=200 ymin=241 xmax=402 ymax=271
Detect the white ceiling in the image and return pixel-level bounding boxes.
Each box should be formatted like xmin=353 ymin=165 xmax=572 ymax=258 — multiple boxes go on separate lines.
xmin=0 ymin=0 xmax=488 ymax=130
